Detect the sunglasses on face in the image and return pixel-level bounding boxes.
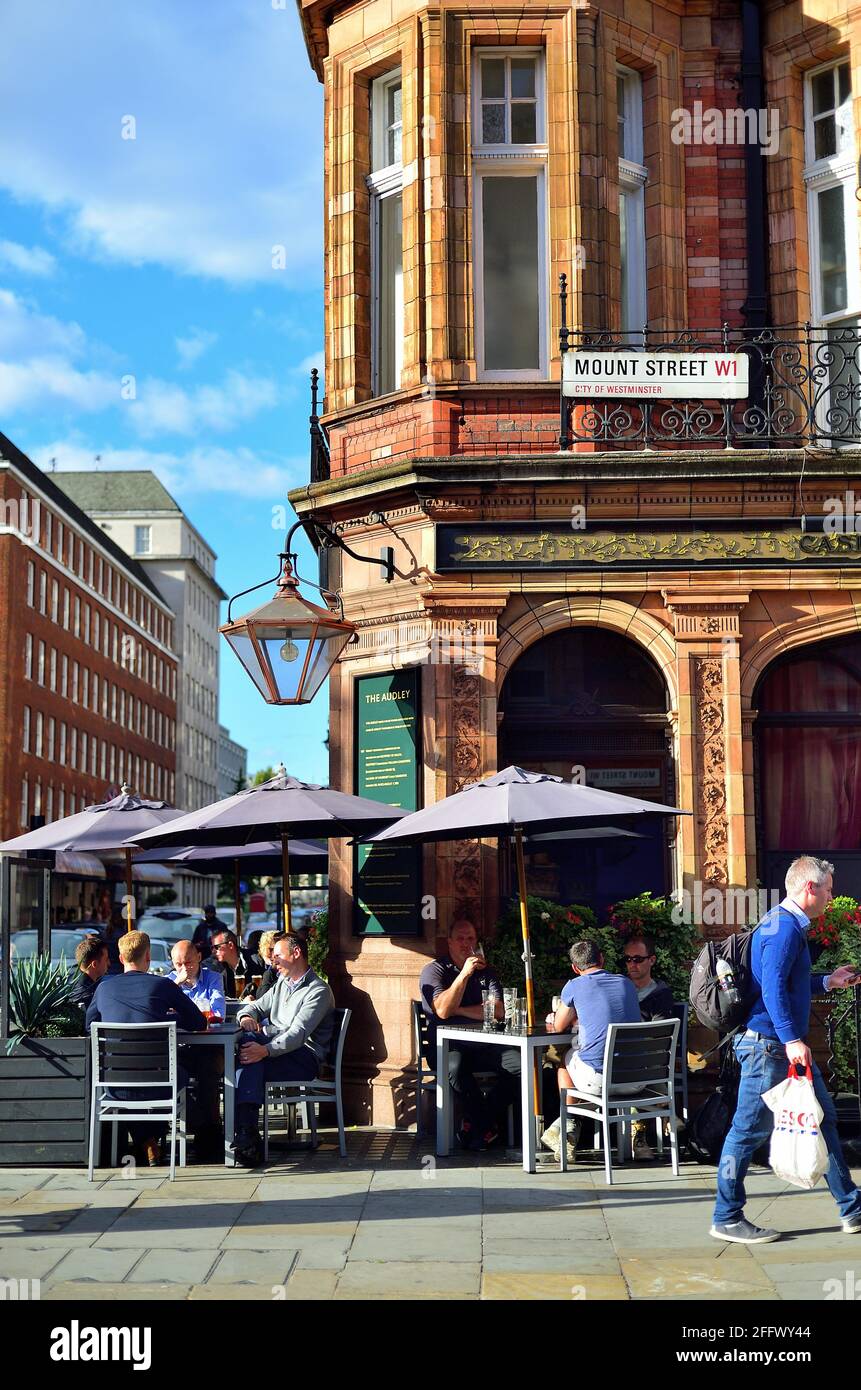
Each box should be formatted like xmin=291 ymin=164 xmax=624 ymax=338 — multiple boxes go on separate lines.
xmin=623 ymin=954 xmax=651 ymax=964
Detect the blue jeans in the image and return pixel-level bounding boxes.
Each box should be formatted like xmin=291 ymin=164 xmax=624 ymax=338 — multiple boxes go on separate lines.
xmin=235 ymin=1046 xmax=318 ymax=1107
xmin=713 ymin=1032 xmax=861 ymax=1226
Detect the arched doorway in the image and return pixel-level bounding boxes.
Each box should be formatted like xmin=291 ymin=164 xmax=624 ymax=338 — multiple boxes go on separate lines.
xmin=754 ymin=634 xmax=861 ymax=899
xmin=498 ymin=627 xmax=674 ymax=911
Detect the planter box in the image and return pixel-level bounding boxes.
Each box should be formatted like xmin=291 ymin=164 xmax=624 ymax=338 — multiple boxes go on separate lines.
xmin=0 ymin=1036 xmax=89 ymax=1166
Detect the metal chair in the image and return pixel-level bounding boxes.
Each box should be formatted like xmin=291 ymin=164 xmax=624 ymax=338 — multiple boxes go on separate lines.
xmin=559 ymin=1019 xmax=681 ymax=1184
xmin=263 ymin=1007 xmax=351 ymax=1160
xmin=88 ymin=1022 xmax=186 ymax=1182
xmin=411 ymin=999 xmax=516 ymax=1145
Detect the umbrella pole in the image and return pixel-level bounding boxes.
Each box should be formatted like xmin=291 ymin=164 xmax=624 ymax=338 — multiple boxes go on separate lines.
xmin=234 ymin=859 xmax=242 ymax=938
xmin=281 ymin=833 xmax=292 ymax=932
xmin=124 ymin=847 xmax=134 ymax=934
xmin=514 ymin=826 xmax=542 ymax=1129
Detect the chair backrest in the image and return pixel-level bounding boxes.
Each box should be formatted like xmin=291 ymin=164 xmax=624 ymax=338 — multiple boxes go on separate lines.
xmin=90 ymin=1022 xmax=178 ymax=1089
xmin=604 ymin=1019 xmax=679 ymax=1091
xmin=670 ymin=1002 xmax=688 ymax=1067
xmin=411 ymin=999 xmax=431 ymax=1063
xmin=327 ymin=1007 xmax=351 ymax=1075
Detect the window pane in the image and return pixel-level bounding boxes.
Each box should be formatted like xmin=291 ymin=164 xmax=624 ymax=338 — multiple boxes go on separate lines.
xmin=618 ymin=75 xmax=627 ymax=158
xmin=387 ymin=83 xmax=402 ymax=166
xmin=814 ymin=114 xmax=837 ymax=160
xmin=838 ymin=61 xmax=851 ymax=104
xmin=481 ymin=58 xmax=505 ymax=98
xmin=511 ymin=103 xmax=537 ymax=143
xmin=510 ymin=58 xmax=535 ymax=98
xmin=482 ymin=103 xmax=506 ymax=144
xmin=482 ymin=176 xmax=540 ymax=371
xmin=818 ymin=183 xmax=847 ymax=315
xmin=812 ymin=69 xmax=835 ymax=117
xmin=377 ymin=192 xmax=403 ymax=394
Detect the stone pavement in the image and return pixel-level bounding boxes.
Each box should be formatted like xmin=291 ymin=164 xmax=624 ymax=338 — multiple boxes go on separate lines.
xmin=2 ymin=1130 xmax=861 ymax=1301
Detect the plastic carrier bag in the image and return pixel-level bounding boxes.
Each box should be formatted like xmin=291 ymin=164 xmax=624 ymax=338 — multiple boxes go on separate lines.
xmin=762 ymin=1063 xmax=829 ymax=1190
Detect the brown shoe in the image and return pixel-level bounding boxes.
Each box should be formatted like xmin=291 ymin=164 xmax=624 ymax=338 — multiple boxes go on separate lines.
xmin=143 ymin=1137 xmax=161 ymax=1167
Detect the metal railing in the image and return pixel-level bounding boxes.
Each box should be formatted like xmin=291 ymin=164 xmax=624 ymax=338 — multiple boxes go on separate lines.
xmin=309 ymin=367 xmax=330 ymax=483
xmin=558 ymin=274 xmax=861 ymax=450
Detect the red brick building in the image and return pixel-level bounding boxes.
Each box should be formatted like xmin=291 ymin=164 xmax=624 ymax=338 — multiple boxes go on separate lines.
xmin=0 ymin=433 xmax=178 ymax=841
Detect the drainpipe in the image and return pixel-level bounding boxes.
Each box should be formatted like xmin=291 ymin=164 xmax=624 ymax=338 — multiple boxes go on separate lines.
xmin=740 ymin=0 xmax=769 ymax=328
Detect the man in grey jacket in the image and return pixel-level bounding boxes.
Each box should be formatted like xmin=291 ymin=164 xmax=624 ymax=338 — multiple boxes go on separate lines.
xmin=233 ymin=932 xmax=335 ymax=1165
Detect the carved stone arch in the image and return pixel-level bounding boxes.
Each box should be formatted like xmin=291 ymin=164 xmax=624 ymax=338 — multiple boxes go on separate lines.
xmin=496 ymin=595 xmax=678 ymax=706
xmin=741 ymin=600 xmax=861 ymax=710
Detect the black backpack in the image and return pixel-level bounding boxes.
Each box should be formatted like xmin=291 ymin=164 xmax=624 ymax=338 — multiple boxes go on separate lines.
xmin=689 ymin=923 xmax=761 ymax=1032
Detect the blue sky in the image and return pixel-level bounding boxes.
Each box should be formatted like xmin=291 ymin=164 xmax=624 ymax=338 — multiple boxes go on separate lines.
xmin=0 ymin=0 xmax=330 ymax=783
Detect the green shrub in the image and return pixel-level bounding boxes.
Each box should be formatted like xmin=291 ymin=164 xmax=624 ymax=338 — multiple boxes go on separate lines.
xmin=6 ymin=954 xmax=80 ymax=1053
xmin=306 ymin=910 xmax=329 ymax=982
xmin=605 ymin=891 xmax=700 ymax=1001
xmin=808 ymin=896 xmax=861 ymax=1091
xmin=489 ymin=896 xmax=615 ymax=1013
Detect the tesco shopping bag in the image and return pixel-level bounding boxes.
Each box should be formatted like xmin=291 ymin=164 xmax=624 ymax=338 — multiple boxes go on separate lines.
xmin=762 ymin=1064 xmax=829 ymax=1190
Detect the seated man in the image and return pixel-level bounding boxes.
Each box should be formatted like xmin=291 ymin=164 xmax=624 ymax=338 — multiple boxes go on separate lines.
xmin=622 ymin=934 xmax=675 ymax=1021
xmin=207 ymin=928 xmax=265 ymax=999
xmin=69 ymin=934 xmax=110 ymax=1016
xmin=541 ymin=939 xmax=642 ymax=1158
xmin=168 ymin=940 xmax=227 ymax=1160
xmin=419 ymin=919 xmax=520 ymax=1151
xmin=232 ymin=932 xmax=335 ymax=1166
xmin=86 ymin=930 xmax=207 ymax=1166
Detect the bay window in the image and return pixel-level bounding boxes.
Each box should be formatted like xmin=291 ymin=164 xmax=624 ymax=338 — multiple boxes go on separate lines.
xmin=369 ymin=70 xmax=404 ymax=397
xmin=472 ymin=49 xmax=548 ymax=378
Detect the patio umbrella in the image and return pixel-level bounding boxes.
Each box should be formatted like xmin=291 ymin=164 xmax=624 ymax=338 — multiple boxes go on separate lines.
xmin=125 ymin=767 xmax=404 ymax=931
xmin=133 ymin=838 xmax=328 ymax=935
xmin=0 ymin=785 xmax=186 ymax=930
xmin=366 ymin=764 xmax=690 ymax=1119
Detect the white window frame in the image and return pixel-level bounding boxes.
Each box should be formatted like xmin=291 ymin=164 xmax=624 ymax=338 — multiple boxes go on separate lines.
xmin=368 ymin=69 xmax=404 ymax=398
xmin=472 ymin=47 xmax=549 ymax=381
xmin=804 ymin=58 xmax=859 ymax=327
xmin=617 ymin=65 xmax=648 ymax=343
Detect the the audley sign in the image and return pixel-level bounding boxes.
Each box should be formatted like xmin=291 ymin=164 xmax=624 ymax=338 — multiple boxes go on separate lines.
xmin=562 ymin=351 xmax=749 ymax=398
xmin=435 ymin=523 xmax=861 ymax=571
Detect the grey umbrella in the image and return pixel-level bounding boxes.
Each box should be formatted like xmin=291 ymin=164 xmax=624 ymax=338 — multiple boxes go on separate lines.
xmin=366 ymin=765 xmax=689 ymax=1031
xmin=125 ymin=767 xmax=403 ymax=931
xmin=0 ymin=784 xmax=186 ymax=929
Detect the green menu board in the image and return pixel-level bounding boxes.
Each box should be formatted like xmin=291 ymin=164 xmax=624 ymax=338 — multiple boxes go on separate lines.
xmin=353 ymin=669 xmax=421 ymax=936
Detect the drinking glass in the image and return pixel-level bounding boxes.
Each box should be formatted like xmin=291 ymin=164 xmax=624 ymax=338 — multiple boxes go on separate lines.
xmin=233 ymin=973 xmax=246 ymax=999
xmin=516 ymin=999 xmax=528 ymax=1032
xmin=551 ymin=995 xmax=562 ymax=1013
xmin=481 ymin=989 xmax=495 ymax=1030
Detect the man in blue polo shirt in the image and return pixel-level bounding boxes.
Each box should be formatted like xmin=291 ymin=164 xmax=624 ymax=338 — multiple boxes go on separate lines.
xmin=711 ymin=855 xmax=861 ymax=1245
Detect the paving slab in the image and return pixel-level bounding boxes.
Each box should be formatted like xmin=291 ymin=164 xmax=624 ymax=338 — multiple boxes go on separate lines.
xmin=188 ymin=1283 xmax=284 ymax=1300
xmin=206 ymin=1250 xmax=298 ymax=1284
xmin=43 ymin=1281 xmax=193 ymax=1300
xmin=0 ymin=1245 xmax=69 ymax=1278
xmin=233 ymin=1198 xmax=364 ymax=1227
xmin=482 ymin=1210 xmax=609 ymax=1240
xmin=222 ymin=1221 xmax=359 ymax=1248
xmin=283 ymin=1269 xmax=339 ymax=1299
xmin=349 ymin=1220 xmax=481 ymax=1263
xmin=620 ymin=1256 xmax=775 ymax=1298
xmin=293 ymin=1240 xmax=352 ymax=1270
xmin=45 ymin=1246 xmax=145 ymax=1283
xmin=482 ymin=1271 xmax=628 ymax=1300
xmin=336 ymin=1260 xmax=481 ymax=1299
xmin=127 ymin=1249 xmax=222 ymax=1283
xmin=92 ymin=1202 xmax=243 ymax=1248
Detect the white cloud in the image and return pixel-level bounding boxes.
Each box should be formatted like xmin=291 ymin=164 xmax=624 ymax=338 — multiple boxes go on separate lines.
xmin=0 ymin=357 xmax=118 ymax=414
xmin=127 ymin=371 xmax=279 ymax=438
xmin=0 ymin=240 xmax=56 ymax=276
xmin=0 ymin=1 xmax=323 ymax=285
xmin=0 ymin=287 xmax=87 ymax=358
xmin=32 ymin=438 xmax=307 ymax=500
xmin=176 ymin=328 xmax=218 ymax=369
xmin=296 ymin=350 xmax=324 ymax=378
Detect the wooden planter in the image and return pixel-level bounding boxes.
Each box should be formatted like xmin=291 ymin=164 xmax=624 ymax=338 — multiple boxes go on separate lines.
xmin=0 ymin=1036 xmax=89 ymax=1166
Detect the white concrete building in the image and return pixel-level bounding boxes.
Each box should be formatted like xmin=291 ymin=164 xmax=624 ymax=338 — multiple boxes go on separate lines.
xmin=218 ymin=725 xmax=247 ymax=800
xmin=55 ymin=472 xmax=227 ymax=907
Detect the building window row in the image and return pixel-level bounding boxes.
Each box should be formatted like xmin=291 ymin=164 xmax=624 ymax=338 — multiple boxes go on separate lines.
xmin=22 ymin=648 xmax=177 ymax=749
xmin=22 ymin=705 xmax=175 ymax=779
xmin=20 ymin=764 xmax=175 ymax=828
xmin=185 ymin=671 xmax=217 ymax=720
xmin=20 ymin=504 xmax=174 ymax=648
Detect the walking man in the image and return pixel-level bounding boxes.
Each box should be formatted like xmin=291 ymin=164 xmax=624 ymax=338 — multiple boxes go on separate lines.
xmin=711 ymin=855 xmax=861 ymax=1244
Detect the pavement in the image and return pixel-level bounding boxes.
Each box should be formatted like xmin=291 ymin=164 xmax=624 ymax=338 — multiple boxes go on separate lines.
xmin=2 ymin=1130 xmax=861 ymax=1301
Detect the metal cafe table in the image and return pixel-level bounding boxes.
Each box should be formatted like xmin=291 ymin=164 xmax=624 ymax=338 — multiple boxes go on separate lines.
xmin=435 ymin=1022 xmax=576 ymax=1173
xmin=178 ymin=1021 xmax=239 ymax=1168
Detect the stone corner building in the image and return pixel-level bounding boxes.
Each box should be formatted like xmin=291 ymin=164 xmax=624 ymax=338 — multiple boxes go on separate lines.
xmin=290 ymin=0 xmax=861 ymax=1124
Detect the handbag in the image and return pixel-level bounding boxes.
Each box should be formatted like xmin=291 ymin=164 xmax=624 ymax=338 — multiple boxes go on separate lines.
xmin=762 ymin=1063 xmax=829 ymax=1190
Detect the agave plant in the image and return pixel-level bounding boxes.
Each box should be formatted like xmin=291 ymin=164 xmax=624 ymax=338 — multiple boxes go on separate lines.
xmin=6 ymin=953 xmax=80 ymax=1053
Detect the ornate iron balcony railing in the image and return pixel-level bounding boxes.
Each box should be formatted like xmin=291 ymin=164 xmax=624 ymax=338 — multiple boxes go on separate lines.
xmin=558 ymin=275 xmax=861 ymax=450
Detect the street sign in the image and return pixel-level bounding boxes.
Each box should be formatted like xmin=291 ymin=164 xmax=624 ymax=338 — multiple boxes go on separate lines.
xmin=562 ymin=351 xmax=748 ymax=398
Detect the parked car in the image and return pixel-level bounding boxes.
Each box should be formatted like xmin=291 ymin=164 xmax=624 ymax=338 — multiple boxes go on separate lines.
xmin=136 ymin=910 xmax=203 ymax=944
xmin=242 ymin=912 xmax=276 ymax=945
xmin=9 ymin=928 xmax=95 ymax=970
xmin=146 ymin=938 xmax=174 ymax=975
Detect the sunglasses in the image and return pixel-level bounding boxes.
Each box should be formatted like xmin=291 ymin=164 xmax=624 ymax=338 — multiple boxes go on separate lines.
xmin=623 ymin=954 xmax=651 ymax=964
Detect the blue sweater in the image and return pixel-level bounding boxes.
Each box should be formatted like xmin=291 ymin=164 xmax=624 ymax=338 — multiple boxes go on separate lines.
xmin=745 ymin=905 xmax=828 ymax=1044
xmin=86 ymin=971 xmax=206 ymax=1033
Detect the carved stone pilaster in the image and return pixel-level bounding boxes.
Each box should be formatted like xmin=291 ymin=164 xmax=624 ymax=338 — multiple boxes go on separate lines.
xmin=694 ymin=657 xmax=729 ymax=888
xmin=450 ymin=663 xmax=482 ymax=921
